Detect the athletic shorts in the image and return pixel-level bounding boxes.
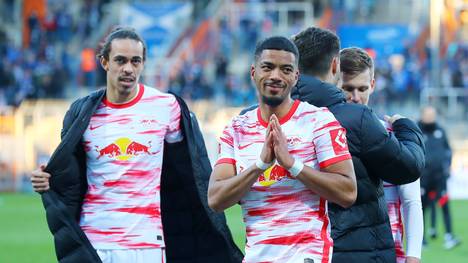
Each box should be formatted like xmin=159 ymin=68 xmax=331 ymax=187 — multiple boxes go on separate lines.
xmin=96 ymin=248 xmax=166 ymax=263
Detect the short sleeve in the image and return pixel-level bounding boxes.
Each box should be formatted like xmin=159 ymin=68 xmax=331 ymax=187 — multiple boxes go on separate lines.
xmin=313 ymin=109 xmax=351 ymax=168
xmin=215 ymin=123 xmax=236 ymax=166
xmin=165 ymin=96 xmax=183 ymax=143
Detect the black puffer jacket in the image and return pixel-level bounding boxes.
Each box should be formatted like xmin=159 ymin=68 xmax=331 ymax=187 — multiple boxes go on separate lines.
xmin=292 ymin=75 xmax=425 ymax=263
xmin=41 ymin=88 xmax=243 ymax=263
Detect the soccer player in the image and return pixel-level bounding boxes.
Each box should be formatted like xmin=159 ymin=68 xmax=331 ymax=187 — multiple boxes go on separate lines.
xmin=418 ymin=105 xmax=460 ymax=250
xmin=30 ymin=27 xmax=242 ymax=263
xmin=208 ymin=36 xmax=357 ymax=263
xmin=291 ymin=27 xmax=425 ymax=263
xmin=339 ymin=47 xmax=423 ymax=263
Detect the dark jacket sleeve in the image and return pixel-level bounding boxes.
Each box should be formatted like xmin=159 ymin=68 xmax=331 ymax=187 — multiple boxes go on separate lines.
xmin=441 ymin=127 xmax=452 ymax=177
xmin=360 ymin=108 xmax=425 ymax=184
xmin=60 ymin=98 xmax=83 ymax=139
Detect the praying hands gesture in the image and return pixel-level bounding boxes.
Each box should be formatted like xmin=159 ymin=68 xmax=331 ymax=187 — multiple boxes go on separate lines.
xmin=268 ymin=114 xmax=295 ymax=169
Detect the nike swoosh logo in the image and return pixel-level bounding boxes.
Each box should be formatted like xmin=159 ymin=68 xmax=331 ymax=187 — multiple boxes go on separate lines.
xmin=238 ymin=142 xmax=255 ymax=150
xmin=89 ymin=124 xmax=104 ymax=130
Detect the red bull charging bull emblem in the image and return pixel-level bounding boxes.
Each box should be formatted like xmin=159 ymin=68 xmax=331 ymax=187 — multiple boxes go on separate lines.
xmin=96 ymin=137 xmax=155 ymax=160
xmin=258 ymin=164 xmax=293 ymax=186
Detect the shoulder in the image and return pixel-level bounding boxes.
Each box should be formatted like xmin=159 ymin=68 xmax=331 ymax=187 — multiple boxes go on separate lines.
xmin=143 ymin=85 xmax=177 ymax=101
xmin=229 ymin=107 xmax=257 ymax=131
xmin=297 ymin=101 xmax=337 ymax=124
xmin=68 ymin=89 xmax=105 ymax=116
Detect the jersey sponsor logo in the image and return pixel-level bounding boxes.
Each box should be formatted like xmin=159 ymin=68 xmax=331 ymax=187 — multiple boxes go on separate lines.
xmin=95 ymin=137 xmax=156 ymax=160
xmin=258 ymin=164 xmax=294 ymax=186
xmin=287 ymin=136 xmax=302 ymax=146
xmin=330 ymin=128 xmax=348 ymax=155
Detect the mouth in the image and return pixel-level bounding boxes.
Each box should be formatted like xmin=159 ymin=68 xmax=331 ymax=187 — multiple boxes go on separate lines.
xmin=119 ymin=76 xmax=135 ymax=85
xmin=265 ymin=84 xmax=284 ymax=94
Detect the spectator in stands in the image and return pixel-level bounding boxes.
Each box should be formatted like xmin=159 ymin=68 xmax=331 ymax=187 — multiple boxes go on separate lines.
xmin=418 ymin=105 xmax=461 ymax=250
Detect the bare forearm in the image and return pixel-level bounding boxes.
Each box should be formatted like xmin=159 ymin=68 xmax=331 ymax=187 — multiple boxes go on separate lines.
xmin=297 ymin=166 xmax=356 ymax=208
xmin=208 ymin=165 xmax=263 ymax=212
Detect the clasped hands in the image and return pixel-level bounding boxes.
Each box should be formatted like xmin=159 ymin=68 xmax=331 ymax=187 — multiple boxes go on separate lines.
xmin=259 ymin=114 xmax=294 ymax=170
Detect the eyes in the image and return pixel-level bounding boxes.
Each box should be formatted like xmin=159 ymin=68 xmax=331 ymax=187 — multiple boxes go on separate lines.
xmin=343 ymin=86 xmax=369 ymax=92
xmin=114 ymin=57 xmax=142 ymax=66
xmin=260 ymin=64 xmax=294 ymax=74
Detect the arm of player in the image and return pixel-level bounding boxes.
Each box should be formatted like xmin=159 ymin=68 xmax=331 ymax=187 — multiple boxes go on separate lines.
xmin=30 ymin=164 xmax=51 ymax=193
xmin=208 ymin=122 xmax=276 ymax=212
xmin=208 ymin=163 xmax=265 ymax=212
xmin=398 ymin=179 xmax=423 ymax=262
xmin=270 ymin=114 xmax=357 ymax=208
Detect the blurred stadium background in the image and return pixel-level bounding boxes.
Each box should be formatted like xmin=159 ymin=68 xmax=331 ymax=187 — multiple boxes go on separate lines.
xmin=0 ymin=0 xmax=467 ymax=262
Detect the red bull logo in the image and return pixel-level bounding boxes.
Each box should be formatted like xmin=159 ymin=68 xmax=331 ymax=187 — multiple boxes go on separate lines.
xmin=96 ymin=137 xmax=155 ymax=160
xmin=258 ymin=164 xmax=293 ymax=186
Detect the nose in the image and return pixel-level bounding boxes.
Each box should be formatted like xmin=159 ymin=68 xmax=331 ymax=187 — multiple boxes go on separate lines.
xmin=351 ymin=90 xmax=360 ymax=102
xmin=270 ymin=68 xmax=281 ymax=81
xmin=122 ymin=61 xmax=133 ymax=74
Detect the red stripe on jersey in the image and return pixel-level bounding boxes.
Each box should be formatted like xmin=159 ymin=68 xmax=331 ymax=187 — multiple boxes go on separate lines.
xmin=124 ymin=168 xmax=160 ymax=177
xmin=257 ymin=230 xmax=317 ymax=245
xmin=137 ymin=129 xmax=165 ymax=135
xmin=313 ymin=121 xmax=341 ymax=133
xmin=293 ymin=110 xmax=319 ymax=120
xmin=264 ymin=189 xmax=312 ymax=204
xmin=103 ymin=180 xmax=134 ymax=187
xmin=103 ymin=84 xmax=145 ymax=108
xmin=113 ymin=204 xmax=160 ymax=217
xmin=123 ymin=242 xmax=161 ymax=248
xmin=216 ymin=158 xmax=236 ymax=166
xmin=257 ymin=100 xmax=300 ymax=127
xmin=247 ymin=207 xmax=277 ymax=217
xmin=319 ymin=198 xmax=332 ymax=263
xmin=83 ymin=193 xmax=113 ymax=204
xmin=238 ymin=130 xmax=262 ymax=136
xmin=220 ymin=136 xmax=234 ymax=146
xmin=81 ymin=226 xmax=125 ymax=235
xmin=319 ymin=154 xmax=351 ymax=168
xmin=92 ymin=113 xmax=111 ymax=118
xmin=140 ymin=95 xmax=172 ymax=103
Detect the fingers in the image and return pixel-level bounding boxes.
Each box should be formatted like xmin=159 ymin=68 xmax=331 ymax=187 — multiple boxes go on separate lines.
xmin=385 ymin=114 xmax=405 ymax=124
xmin=31 ymin=169 xmax=51 ymax=193
xmin=265 ymin=121 xmax=272 ymax=139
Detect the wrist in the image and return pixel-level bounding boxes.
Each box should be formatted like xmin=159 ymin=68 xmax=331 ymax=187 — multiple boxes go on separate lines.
xmin=288 ymin=159 xmax=304 ymax=177
xmin=255 ymin=158 xmax=274 ymax=170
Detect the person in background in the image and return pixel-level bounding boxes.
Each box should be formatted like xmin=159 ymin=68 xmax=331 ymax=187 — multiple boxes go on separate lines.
xmin=418 ymin=105 xmax=461 ymax=250
xmin=339 ymin=46 xmax=423 ymax=263
xmin=291 ymin=26 xmax=425 ymax=263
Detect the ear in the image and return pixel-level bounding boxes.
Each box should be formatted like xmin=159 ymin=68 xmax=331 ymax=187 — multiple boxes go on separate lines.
xmin=293 ymin=68 xmax=299 ymax=85
xmin=100 ymin=56 xmax=109 ymax=71
xmin=250 ymin=64 xmax=255 ymax=80
xmin=369 ymin=77 xmax=376 ymax=95
xmin=331 ymin=56 xmax=339 ymax=76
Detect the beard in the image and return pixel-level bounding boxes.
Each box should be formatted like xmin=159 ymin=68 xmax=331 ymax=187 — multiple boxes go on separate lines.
xmin=261 ymin=94 xmax=285 ymax=107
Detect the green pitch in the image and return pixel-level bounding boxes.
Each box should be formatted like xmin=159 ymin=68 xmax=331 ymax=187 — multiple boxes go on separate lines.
xmin=0 ymin=193 xmax=467 ymax=262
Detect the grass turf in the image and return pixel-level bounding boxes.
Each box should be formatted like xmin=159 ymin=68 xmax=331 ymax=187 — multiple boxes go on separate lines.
xmin=0 ymin=193 xmax=466 ymax=262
